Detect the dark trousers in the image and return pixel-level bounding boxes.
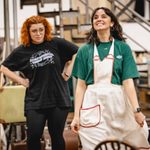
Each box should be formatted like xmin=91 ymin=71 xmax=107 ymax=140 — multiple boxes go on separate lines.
xmin=26 ymin=107 xmax=69 ymax=150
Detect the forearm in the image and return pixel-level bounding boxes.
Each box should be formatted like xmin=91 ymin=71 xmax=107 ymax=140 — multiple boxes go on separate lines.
xmin=123 ymin=78 xmax=140 ymax=111
xmin=0 ymin=65 xmax=28 ymax=87
xmin=123 ymin=78 xmax=146 ymax=127
xmin=74 ymin=79 xmax=87 ymax=118
xmin=64 ymin=54 xmax=77 ymax=77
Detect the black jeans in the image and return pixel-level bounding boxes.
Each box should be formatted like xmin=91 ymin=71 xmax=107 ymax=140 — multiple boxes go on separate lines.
xmin=26 ymin=107 xmax=69 ymax=150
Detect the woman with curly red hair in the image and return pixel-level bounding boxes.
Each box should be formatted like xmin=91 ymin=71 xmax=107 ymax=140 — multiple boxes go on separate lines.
xmin=0 ymin=15 xmax=78 ymax=150
xmin=20 ymin=16 xmax=53 ymax=47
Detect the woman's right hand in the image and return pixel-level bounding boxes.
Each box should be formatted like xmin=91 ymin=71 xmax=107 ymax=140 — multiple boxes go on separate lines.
xmin=0 ymin=86 xmax=3 ymax=92
xmin=70 ymin=117 xmax=80 ymax=133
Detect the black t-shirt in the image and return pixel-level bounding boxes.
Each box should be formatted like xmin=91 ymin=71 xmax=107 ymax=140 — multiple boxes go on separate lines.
xmin=2 ymin=37 xmax=78 ymax=111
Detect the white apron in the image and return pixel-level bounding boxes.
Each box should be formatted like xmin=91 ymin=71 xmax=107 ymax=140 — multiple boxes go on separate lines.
xmin=79 ymin=40 xmax=149 ymax=150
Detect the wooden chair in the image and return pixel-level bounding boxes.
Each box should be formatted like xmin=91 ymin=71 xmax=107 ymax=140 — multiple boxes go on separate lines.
xmin=94 ymin=139 xmax=137 ymax=150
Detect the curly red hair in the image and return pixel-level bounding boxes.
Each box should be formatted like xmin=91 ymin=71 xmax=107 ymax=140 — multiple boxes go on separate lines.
xmin=20 ymin=16 xmax=53 ymax=47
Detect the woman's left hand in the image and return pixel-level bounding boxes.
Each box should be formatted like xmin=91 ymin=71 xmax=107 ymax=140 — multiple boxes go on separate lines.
xmin=134 ymin=112 xmax=146 ymax=127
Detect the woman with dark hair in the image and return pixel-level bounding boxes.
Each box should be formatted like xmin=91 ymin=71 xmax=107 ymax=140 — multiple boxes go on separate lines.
xmin=0 ymin=15 xmax=78 ymax=150
xmin=71 ymin=7 xmax=149 ymax=149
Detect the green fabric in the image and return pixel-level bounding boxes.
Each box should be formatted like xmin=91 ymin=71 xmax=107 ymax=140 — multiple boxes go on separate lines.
xmin=72 ymin=39 xmax=139 ymax=85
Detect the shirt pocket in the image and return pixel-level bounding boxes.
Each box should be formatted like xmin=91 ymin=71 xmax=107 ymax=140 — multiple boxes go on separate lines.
xmin=113 ymin=57 xmax=123 ymax=75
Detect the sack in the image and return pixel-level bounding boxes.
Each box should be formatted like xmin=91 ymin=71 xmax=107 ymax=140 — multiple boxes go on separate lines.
xmin=80 ymin=104 xmax=101 ymax=128
xmin=0 ymin=85 xmax=26 ymax=123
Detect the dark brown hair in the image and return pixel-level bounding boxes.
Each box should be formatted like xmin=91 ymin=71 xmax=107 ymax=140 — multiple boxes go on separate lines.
xmin=87 ymin=7 xmax=125 ymax=43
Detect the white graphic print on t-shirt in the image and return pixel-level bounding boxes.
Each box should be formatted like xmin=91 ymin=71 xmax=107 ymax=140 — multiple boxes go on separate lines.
xmin=30 ymin=50 xmax=54 ymax=68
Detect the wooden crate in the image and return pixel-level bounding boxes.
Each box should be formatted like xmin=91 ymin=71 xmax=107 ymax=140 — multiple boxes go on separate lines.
xmin=0 ymin=85 xmax=26 ymax=123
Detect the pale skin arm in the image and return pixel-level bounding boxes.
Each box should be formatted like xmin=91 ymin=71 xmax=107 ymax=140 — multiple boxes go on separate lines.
xmin=62 ymin=54 xmax=77 ymax=81
xmin=123 ymin=78 xmax=145 ymax=127
xmin=0 ymin=65 xmax=29 ymax=88
xmin=70 ymin=78 xmax=87 ymax=133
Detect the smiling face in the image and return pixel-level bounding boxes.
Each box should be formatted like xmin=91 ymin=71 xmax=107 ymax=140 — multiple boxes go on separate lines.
xmin=29 ymin=23 xmax=45 ymax=44
xmin=92 ymin=9 xmax=114 ymax=32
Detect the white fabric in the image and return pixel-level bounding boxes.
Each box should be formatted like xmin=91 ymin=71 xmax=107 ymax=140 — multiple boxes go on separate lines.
xmin=79 ymin=40 xmax=149 ymax=150
xmin=80 ymin=104 xmax=100 ymax=127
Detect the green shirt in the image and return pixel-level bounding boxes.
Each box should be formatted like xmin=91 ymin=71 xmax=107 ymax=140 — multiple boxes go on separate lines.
xmin=72 ymin=39 xmax=139 ymax=85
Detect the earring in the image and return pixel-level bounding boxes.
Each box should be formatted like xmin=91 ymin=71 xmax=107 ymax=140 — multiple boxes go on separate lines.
xmin=111 ymin=26 xmax=114 ymax=31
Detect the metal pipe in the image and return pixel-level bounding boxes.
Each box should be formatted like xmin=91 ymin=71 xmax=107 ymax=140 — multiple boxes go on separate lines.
xmin=4 ymin=0 xmax=11 ymax=57
xmin=147 ymin=60 xmax=150 ymax=87
xmin=69 ymin=0 xmax=72 ymax=9
xmin=85 ymin=0 xmax=89 ymax=24
xmin=13 ymin=0 xmax=18 ymax=48
xmin=59 ymin=0 xmax=64 ymax=38
xmin=111 ymin=0 xmax=115 ymax=12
